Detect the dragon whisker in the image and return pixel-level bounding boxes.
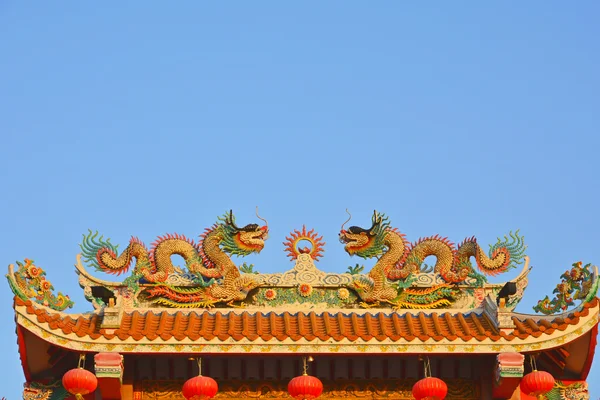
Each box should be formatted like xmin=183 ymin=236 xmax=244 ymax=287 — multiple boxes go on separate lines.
xmin=341 ymin=208 xmax=352 ymax=231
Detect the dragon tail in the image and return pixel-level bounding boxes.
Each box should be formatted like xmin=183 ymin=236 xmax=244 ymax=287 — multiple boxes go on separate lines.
xmin=80 ymin=230 xmax=150 ymax=275
xmin=475 ymin=230 xmax=526 ymax=276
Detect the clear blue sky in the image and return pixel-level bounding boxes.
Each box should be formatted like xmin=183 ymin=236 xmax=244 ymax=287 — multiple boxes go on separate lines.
xmin=1 ymin=2 xmax=598 ymax=398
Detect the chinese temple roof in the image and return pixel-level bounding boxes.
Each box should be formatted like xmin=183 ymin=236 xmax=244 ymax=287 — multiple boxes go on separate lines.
xmin=13 ymin=292 xmax=599 ymax=354
xmin=7 ymin=210 xmax=600 ymax=384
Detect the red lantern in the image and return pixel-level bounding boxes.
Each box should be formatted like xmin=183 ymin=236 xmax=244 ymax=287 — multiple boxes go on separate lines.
xmin=183 ymin=358 xmax=218 ymax=400
xmin=62 ymin=368 xmax=98 ymax=400
xmin=412 ymin=377 xmax=448 ymax=400
xmin=182 ymin=375 xmax=218 ymax=400
xmin=288 ymin=374 xmax=323 ymax=399
xmin=288 ymin=356 xmax=323 ymax=399
xmin=520 ymin=370 xmax=555 ymax=397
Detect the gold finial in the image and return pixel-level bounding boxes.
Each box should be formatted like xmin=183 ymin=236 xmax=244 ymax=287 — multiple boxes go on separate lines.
xmin=302 ymin=356 xmax=314 ymax=376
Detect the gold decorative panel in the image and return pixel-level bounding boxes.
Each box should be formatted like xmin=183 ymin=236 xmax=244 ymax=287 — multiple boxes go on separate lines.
xmin=139 ymin=379 xmax=480 ymax=399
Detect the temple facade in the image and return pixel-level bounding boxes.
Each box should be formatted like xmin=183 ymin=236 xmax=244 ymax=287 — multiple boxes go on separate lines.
xmin=7 ymin=210 xmax=598 ymax=399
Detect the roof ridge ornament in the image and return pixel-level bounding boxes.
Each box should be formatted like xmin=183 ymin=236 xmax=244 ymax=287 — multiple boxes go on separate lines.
xmin=6 ymin=258 xmax=74 ymax=311
xmin=78 ymin=210 xmax=269 ymax=309
xmin=338 ymin=210 xmax=526 ymax=310
xmin=71 ymin=210 xmax=533 ymax=311
xmin=283 ymin=225 xmax=325 ymax=261
xmin=533 ymin=261 xmax=599 ymax=315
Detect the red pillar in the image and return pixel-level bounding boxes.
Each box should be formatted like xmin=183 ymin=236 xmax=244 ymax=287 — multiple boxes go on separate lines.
xmin=492 ymin=353 xmax=525 ymax=399
xmin=94 ymin=352 xmax=124 ymax=399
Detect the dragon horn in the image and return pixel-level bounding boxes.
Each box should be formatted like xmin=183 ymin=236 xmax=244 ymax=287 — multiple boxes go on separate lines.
xmin=227 ymin=210 xmax=241 ymax=230
xmin=341 ymin=209 xmax=352 ymax=231
xmin=255 ymin=206 xmax=268 ymax=229
xmin=370 ymin=210 xmax=380 ymax=233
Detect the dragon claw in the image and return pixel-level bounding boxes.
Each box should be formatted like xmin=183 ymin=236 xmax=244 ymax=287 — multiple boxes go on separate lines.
xmin=359 ymin=301 xmax=381 ymax=309
xmin=227 ymin=300 xmax=246 ymax=308
xmin=199 ymin=300 xmax=217 ymax=309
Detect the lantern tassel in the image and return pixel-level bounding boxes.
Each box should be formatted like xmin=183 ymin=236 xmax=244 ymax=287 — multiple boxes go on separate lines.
xmin=75 ymin=394 xmax=85 ymax=400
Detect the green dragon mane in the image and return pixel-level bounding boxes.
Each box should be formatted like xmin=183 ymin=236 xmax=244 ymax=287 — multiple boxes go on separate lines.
xmin=80 ymin=230 xmax=120 ymax=272
xmin=216 ymin=211 xmax=262 ymax=256
xmin=488 ymin=230 xmax=527 ymax=270
xmin=353 ymin=211 xmax=391 ymax=259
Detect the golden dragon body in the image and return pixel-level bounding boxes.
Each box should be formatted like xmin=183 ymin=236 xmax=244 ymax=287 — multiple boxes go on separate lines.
xmin=339 ymin=211 xmax=525 ymax=308
xmin=81 ymin=210 xmax=268 ymax=307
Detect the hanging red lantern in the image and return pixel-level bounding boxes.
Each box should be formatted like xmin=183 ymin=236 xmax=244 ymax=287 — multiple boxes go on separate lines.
xmin=412 ymin=377 xmax=448 ymax=400
xmin=62 ymin=355 xmax=97 ymax=400
xmin=182 ymin=358 xmax=218 ymax=400
xmin=288 ymin=374 xmax=323 ymax=399
xmin=412 ymin=357 xmax=447 ymax=400
xmin=288 ymin=356 xmax=323 ymax=400
xmin=182 ymin=376 xmax=218 ymax=400
xmin=520 ymin=370 xmax=555 ymax=397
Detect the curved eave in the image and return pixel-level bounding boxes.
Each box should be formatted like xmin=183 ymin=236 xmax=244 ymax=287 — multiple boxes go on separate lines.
xmin=513 ymin=265 xmax=600 ymax=323
xmin=75 ymin=254 xmax=123 ymax=288
xmin=484 ymin=256 xmax=531 ymax=308
xmin=513 ymin=300 xmax=598 ymax=323
xmin=14 ymin=298 xmax=599 ymax=355
xmin=501 ymin=256 xmax=531 ymax=287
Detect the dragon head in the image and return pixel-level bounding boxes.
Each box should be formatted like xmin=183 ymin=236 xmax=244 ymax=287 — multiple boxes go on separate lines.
xmin=219 ymin=210 xmax=269 ymax=256
xmin=339 ymin=210 xmax=389 ymax=258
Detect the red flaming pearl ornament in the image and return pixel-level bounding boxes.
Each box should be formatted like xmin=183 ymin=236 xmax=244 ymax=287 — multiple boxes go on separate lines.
xmin=288 ymin=374 xmax=323 ymax=400
xmin=182 ymin=375 xmax=218 ymax=400
xmin=520 ymin=370 xmax=555 ymax=397
xmin=62 ymin=368 xmax=98 ymax=400
xmin=412 ymin=377 xmax=448 ymax=400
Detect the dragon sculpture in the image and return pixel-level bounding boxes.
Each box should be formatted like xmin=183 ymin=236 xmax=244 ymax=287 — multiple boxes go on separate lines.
xmin=23 ymin=381 xmax=68 ymax=400
xmin=534 ymin=261 xmax=599 ymax=315
xmin=6 ymin=259 xmax=74 ymax=311
xmin=80 ymin=210 xmax=269 ymax=308
xmin=339 ymin=211 xmax=526 ymax=309
xmin=543 ymin=381 xmax=589 ymax=400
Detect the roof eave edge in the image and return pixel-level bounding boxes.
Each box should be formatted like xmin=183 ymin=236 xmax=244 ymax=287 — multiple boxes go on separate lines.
xmin=14 ymin=301 xmax=599 ymax=355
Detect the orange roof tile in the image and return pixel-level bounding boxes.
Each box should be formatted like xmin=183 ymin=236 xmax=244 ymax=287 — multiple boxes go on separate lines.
xmin=14 ymin=297 xmax=599 ymax=343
